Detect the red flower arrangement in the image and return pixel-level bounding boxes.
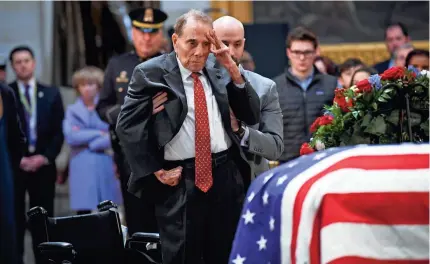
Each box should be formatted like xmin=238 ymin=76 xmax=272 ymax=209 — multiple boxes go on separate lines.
xmin=333 ymin=88 xmax=354 ymax=112
xmin=356 ymin=79 xmax=372 ymax=93
xmin=310 ymin=115 xmax=334 ymax=133
xmin=300 ymin=143 xmax=314 ymax=155
xmin=380 ymin=66 xmax=405 ymax=80
xmin=299 ymin=66 xmax=429 ymax=156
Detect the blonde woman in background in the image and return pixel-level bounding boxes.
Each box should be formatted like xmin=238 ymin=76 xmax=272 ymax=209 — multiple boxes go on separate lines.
xmin=63 ymin=66 xmax=122 ymax=215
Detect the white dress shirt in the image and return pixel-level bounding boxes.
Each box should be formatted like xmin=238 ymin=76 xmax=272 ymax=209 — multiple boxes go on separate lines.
xmin=164 ymin=59 xmax=232 ymax=160
xmin=17 ymin=77 xmax=37 ymax=151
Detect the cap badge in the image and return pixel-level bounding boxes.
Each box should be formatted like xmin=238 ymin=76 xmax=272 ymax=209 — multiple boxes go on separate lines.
xmin=143 ymin=8 xmax=154 ymax=23
xmin=116 ymin=71 xmax=129 ymax=83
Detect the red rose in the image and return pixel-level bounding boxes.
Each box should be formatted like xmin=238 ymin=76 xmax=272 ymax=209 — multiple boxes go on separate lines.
xmin=319 ymin=115 xmax=334 ymax=126
xmin=300 ymin=143 xmax=315 ymax=155
xmin=381 ymin=66 xmax=405 ymax=80
xmin=356 ymin=79 xmax=372 ymax=93
xmin=310 ymin=117 xmax=322 ymax=133
xmin=334 ymin=88 xmax=353 ymax=112
xmin=310 ymin=115 xmax=334 ymax=133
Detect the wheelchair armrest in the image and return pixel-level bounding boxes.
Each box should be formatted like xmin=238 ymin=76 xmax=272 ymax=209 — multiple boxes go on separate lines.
xmin=97 ymin=200 xmax=118 ymax=211
xmin=130 ymin=232 xmax=160 ymax=243
xmin=38 ymin=242 xmax=76 ymax=263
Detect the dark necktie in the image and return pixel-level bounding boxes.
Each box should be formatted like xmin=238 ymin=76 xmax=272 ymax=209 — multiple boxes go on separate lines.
xmin=191 ymin=73 xmax=213 ymax=192
xmin=23 ymin=84 xmax=32 ymax=138
xmin=24 ymin=84 xmax=31 ymax=107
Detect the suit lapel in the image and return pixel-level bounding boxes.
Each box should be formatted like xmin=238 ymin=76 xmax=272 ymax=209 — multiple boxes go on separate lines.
xmin=36 ymin=83 xmax=44 ymax=134
xmin=162 ymin=52 xmax=188 ymax=134
xmin=204 ymin=61 xmax=231 ymax=130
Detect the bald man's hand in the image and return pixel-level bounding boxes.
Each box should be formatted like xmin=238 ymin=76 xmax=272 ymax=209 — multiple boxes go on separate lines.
xmin=206 ymin=30 xmax=245 ymax=85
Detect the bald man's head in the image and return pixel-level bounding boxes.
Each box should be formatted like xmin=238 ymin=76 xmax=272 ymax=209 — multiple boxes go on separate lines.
xmin=213 ymin=16 xmax=246 ymax=65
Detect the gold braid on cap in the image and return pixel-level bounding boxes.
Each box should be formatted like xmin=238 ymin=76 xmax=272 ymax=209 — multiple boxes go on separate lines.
xmin=132 ymin=20 xmax=163 ymax=29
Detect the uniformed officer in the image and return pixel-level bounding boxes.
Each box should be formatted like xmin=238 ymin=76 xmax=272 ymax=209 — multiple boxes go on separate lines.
xmin=96 ymin=7 xmax=168 ymax=235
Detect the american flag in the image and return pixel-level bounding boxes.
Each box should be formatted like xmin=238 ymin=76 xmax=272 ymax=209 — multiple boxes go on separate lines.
xmin=229 ymin=143 xmax=429 ymax=264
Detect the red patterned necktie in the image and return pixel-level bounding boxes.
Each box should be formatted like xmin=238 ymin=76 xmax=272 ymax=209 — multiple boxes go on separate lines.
xmin=191 ymin=73 xmax=213 ymax=192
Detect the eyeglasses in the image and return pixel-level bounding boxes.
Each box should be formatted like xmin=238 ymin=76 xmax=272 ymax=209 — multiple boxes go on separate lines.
xmin=289 ymin=50 xmax=315 ymax=58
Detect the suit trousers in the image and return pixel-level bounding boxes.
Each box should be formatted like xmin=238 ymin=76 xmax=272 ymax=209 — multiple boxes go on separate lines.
xmin=155 ymin=148 xmax=245 ymax=264
xmin=115 ymin=152 xmax=158 ymax=235
xmin=14 ymin=164 xmax=56 ymax=264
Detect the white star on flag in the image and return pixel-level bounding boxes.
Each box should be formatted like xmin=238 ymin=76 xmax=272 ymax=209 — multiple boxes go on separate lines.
xmin=276 ymin=175 xmax=288 ymax=186
xmin=242 ymin=209 xmax=255 ymax=224
xmin=262 ymin=192 xmax=269 ymax=205
xmin=269 ymin=217 xmax=275 ymax=231
xmin=313 ymin=153 xmax=327 ymax=160
xmin=263 ymin=173 xmax=274 ymax=183
xmin=287 ymin=161 xmax=299 ymax=168
xmin=232 ymin=254 xmax=246 ymax=264
xmin=257 ymin=236 xmax=268 ymax=250
xmin=247 ymin=192 xmax=255 ymax=203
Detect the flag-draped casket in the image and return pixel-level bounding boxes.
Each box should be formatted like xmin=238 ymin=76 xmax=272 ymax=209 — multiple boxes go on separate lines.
xmin=229 ymin=144 xmax=429 ymax=264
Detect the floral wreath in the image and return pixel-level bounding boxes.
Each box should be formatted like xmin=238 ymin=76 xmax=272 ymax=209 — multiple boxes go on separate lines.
xmin=300 ymin=66 xmax=429 ymax=155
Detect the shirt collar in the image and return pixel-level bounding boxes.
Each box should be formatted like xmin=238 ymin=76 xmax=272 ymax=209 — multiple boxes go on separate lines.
xmin=176 ymin=57 xmax=203 ymax=79
xmin=18 ymin=77 xmax=36 ymax=89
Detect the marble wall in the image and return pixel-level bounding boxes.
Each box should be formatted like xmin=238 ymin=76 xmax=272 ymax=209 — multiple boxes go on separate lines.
xmin=253 ymin=1 xmax=429 ymax=44
xmin=0 ymin=1 xmax=54 ymax=84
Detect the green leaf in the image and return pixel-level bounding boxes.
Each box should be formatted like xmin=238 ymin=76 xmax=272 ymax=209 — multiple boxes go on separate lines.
xmin=352 ymin=111 xmax=360 ymax=119
xmin=363 ymin=92 xmax=373 ymax=102
xmin=361 ymin=113 xmax=372 ymax=128
xmin=386 ymin=110 xmax=400 ymax=125
xmin=420 ymin=119 xmax=429 ymax=136
xmin=364 ymin=116 xmax=387 ymax=135
xmin=371 ymin=102 xmax=378 ymax=111
xmin=383 ymin=88 xmax=394 ymax=94
xmin=409 ymin=112 xmax=422 ymax=127
xmin=349 ymin=133 xmax=371 ymax=145
xmin=381 ymin=93 xmax=391 ymax=100
xmin=378 ymin=97 xmax=388 ymax=103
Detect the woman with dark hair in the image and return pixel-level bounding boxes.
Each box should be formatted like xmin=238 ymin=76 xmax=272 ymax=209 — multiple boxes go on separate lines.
xmin=405 ymin=49 xmax=429 ymax=71
xmin=350 ymin=66 xmax=378 ymax=87
xmin=314 ymin=56 xmax=338 ymax=76
xmin=0 ymin=83 xmax=26 ymax=264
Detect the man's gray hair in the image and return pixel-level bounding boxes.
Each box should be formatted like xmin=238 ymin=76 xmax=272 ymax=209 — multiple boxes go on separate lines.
xmin=394 ymin=42 xmax=415 ymax=59
xmin=174 ymin=9 xmax=213 ymax=36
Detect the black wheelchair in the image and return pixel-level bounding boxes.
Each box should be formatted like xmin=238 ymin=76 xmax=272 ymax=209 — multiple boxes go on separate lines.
xmin=27 ymin=200 xmax=162 ymax=264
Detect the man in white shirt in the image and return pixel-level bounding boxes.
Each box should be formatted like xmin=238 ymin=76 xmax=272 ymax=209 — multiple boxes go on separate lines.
xmin=116 ymin=9 xmax=260 ymax=264
xmin=154 ymin=16 xmax=284 ymax=179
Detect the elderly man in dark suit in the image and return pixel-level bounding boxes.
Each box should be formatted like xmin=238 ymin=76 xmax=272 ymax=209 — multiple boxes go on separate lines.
xmin=116 ymin=9 xmax=260 ymax=264
xmin=8 ymin=45 xmax=64 ymax=264
xmin=153 ymin=16 xmax=284 ymax=179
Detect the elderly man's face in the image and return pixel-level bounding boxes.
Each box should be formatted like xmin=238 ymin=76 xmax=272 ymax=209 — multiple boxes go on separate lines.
xmin=172 ymin=19 xmax=212 ymax=72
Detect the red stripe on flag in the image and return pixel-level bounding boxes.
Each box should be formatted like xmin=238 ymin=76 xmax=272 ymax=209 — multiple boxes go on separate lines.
xmin=328 ymin=256 xmax=429 ymax=264
xmin=309 ymin=192 xmax=429 ymax=263
xmin=320 ymin=192 xmax=430 ymax=226
xmin=290 ymin=153 xmax=429 ymax=264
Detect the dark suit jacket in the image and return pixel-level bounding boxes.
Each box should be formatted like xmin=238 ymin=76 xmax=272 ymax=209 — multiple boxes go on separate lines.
xmin=9 ymin=81 xmax=64 ymax=165
xmin=116 ymin=52 xmax=261 ymax=198
xmin=0 ymin=83 xmax=26 ymax=172
xmin=373 ymin=59 xmax=390 ymax=74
